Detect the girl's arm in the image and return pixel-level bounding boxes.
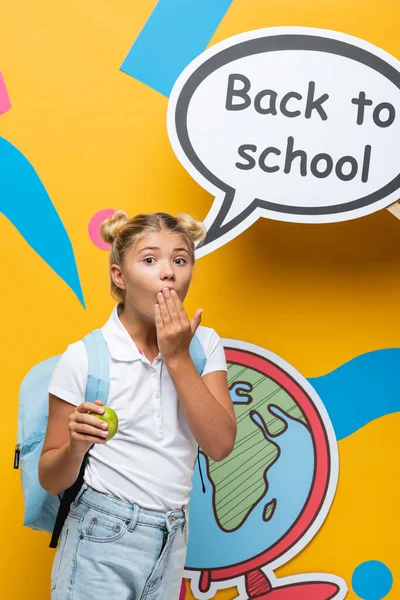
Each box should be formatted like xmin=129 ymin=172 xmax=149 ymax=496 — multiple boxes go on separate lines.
xmin=167 ymin=359 xmax=236 ymax=461
xmin=38 ymin=395 xmax=108 ymax=495
xmin=155 ymin=288 xmax=237 ymax=462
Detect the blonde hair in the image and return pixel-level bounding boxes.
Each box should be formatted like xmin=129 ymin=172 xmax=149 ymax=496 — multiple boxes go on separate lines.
xmin=99 ymin=211 xmax=207 ymax=304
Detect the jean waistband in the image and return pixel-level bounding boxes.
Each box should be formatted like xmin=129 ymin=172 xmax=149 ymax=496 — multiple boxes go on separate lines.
xmin=73 ymin=484 xmax=187 ymax=531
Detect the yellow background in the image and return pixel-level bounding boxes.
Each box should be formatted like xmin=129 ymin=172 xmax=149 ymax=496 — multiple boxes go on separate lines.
xmin=1 ymin=1 xmax=399 ymax=598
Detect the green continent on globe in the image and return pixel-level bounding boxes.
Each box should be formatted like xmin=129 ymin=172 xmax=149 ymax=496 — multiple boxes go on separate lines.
xmin=205 ymin=363 xmax=308 ymax=532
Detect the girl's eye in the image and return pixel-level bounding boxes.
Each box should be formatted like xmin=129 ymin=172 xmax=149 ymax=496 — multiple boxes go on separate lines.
xmin=174 ymin=258 xmax=187 ymax=265
xmin=144 ymin=257 xmax=156 ymax=264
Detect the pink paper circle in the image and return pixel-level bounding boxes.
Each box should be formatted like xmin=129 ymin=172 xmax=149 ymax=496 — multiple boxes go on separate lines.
xmin=88 ymin=209 xmax=116 ymax=250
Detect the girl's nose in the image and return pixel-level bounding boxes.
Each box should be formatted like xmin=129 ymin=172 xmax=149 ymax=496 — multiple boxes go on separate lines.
xmin=160 ymin=264 xmax=175 ymax=281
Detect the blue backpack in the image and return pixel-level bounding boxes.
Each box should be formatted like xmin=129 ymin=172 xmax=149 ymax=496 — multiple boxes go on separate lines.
xmin=15 ymin=329 xmax=206 ymax=547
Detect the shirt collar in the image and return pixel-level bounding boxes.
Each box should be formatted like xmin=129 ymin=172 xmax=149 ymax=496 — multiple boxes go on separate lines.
xmin=101 ymin=305 xmax=143 ymax=362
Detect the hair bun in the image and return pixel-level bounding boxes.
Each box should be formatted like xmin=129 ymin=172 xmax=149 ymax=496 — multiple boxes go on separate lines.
xmin=176 ymin=213 xmax=207 ymax=244
xmin=99 ymin=210 xmax=129 ymax=244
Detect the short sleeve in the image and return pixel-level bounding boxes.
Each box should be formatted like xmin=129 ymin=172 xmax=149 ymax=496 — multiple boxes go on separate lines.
xmin=48 ymin=341 xmax=88 ymax=406
xmin=200 ymin=328 xmax=227 ymax=377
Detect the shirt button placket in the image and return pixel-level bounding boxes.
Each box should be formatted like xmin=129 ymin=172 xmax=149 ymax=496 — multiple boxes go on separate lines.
xmin=152 ymin=367 xmax=163 ymax=437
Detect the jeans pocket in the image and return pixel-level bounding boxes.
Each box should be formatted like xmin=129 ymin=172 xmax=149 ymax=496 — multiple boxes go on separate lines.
xmin=81 ymin=507 xmax=129 ymax=543
xmin=51 ymin=526 xmax=68 ymax=592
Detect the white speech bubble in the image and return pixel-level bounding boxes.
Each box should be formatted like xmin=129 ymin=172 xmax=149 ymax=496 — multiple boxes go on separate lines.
xmin=167 ymin=27 xmax=400 ymax=257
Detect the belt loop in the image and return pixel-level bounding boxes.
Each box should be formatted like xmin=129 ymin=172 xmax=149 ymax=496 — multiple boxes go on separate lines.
xmin=71 ymin=483 xmax=87 ymax=509
xmin=128 ymin=503 xmax=139 ymax=532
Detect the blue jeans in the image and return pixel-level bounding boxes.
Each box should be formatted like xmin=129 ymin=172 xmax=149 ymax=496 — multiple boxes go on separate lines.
xmin=51 ymin=484 xmax=188 ymax=600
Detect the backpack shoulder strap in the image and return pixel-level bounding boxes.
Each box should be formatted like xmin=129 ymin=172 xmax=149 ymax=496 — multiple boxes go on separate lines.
xmin=49 ymin=329 xmax=110 ymax=549
xmin=189 ymin=334 xmax=206 ymax=376
xmin=82 ymin=329 xmax=110 ymax=405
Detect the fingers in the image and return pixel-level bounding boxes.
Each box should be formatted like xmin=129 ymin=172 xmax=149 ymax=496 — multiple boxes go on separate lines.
xmin=73 ymin=411 xmax=108 ymax=429
xmin=69 ymin=423 xmax=108 ymax=443
xmin=157 ymin=291 xmax=171 ymax=325
xmin=158 ymin=288 xmax=188 ymax=328
xmin=154 ymin=303 xmax=163 ymax=329
xmin=169 ymin=288 xmax=187 ymax=325
xmin=161 ymin=288 xmax=179 ymax=320
xmin=76 ymin=401 xmax=104 ymax=414
xmin=70 ymin=402 xmax=108 ymax=444
xmin=190 ymin=308 xmax=203 ymax=333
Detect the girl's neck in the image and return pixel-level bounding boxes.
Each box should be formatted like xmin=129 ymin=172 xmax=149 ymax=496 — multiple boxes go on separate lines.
xmin=117 ymin=303 xmax=158 ymax=352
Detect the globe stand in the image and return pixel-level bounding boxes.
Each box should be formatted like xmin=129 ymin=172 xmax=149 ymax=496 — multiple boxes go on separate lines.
xmin=245 ymin=569 xmax=272 ymax=598
xmin=198 ymin=566 xmax=339 ymax=599
xmin=243 ymin=568 xmax=340 ymax=600
xmin=197 ymin=567 xmax=273 ymax=598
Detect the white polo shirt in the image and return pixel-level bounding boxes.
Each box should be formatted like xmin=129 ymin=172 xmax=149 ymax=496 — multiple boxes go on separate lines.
xmin=48 ymin=306 xmax=227 ymax=510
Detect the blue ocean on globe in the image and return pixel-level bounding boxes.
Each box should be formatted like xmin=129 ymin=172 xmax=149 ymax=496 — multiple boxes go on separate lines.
xmin=186 ymin=404 xmax=315 ymax=569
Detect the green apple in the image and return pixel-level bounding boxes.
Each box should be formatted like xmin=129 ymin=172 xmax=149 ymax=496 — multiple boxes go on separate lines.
xmin=89 ymin=407 xmax=119 ymax=441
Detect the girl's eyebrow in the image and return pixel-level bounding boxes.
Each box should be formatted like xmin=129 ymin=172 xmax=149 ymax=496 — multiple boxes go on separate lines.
xmin=138 ymin=246 xmax=189 ymax=254
xmin=137 ymin=246 xmax=159 ymax=253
